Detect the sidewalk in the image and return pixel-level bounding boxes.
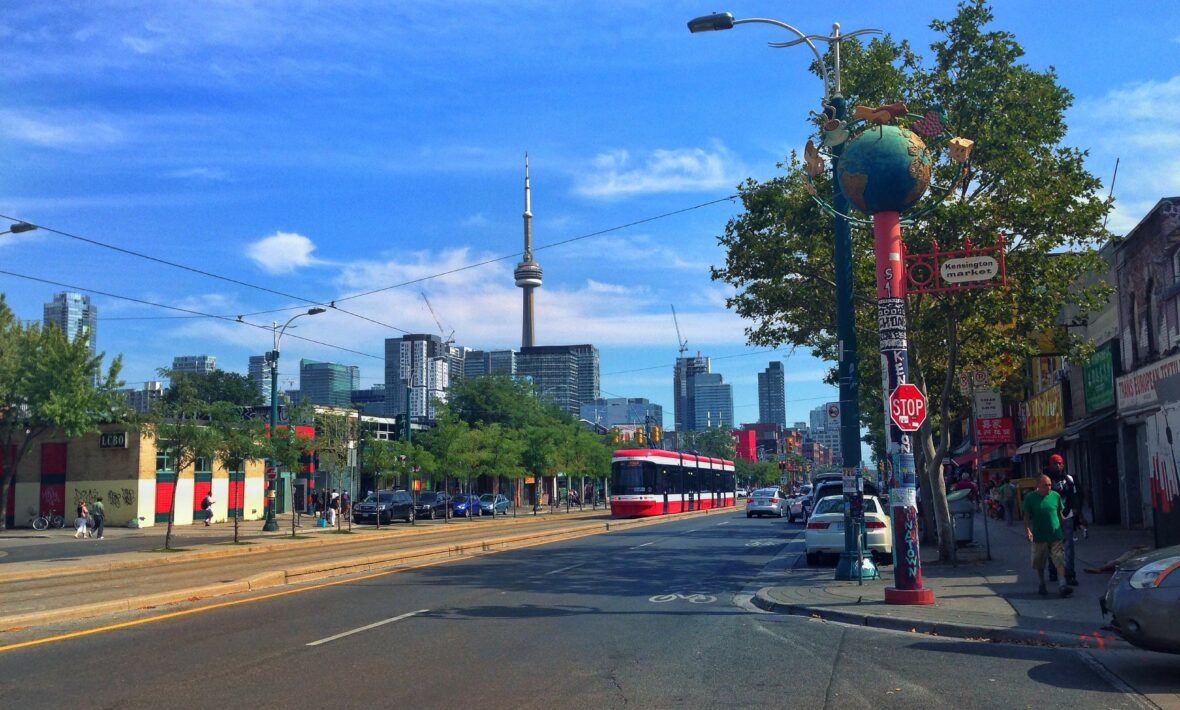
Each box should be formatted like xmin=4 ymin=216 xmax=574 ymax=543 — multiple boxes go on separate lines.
xmin=755 ymin=514 xmax=1153 ymax=651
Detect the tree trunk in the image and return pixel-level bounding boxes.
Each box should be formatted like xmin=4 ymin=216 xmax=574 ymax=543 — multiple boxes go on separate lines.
xmin=911 ymin=315 xmax=959 ymax=564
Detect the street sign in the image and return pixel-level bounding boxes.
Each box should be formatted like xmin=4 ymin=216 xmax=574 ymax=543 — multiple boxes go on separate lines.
xmin=826 ymin=402 xmax=840 ymax=421
xmin=265 ymin=466 xmax=278 ymax=481
xmin=889 ymin=383 xmax=927 ymax=432
xmin=973 ymin=388 xmax=1002 ymax=419
xmin=940 ymin=255 xmax=999 ymax=284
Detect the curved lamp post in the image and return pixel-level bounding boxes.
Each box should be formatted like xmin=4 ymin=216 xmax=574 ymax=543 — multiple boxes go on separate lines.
xmin=688 ymin=11 xmax=879 ymax=581
xmin=0 ymin=221 xmax=37 ymax=236
xmin=262 ymin=306 xmax=326 ymax=532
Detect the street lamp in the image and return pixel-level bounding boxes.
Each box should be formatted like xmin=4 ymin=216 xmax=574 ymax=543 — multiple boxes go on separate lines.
xmin=689 ymin=12 xmax=879 ymax=580
xmin=262 ymin=306 xmax=326 ymax=532
xmin=0 ymin=221 xmax=37 ymax=236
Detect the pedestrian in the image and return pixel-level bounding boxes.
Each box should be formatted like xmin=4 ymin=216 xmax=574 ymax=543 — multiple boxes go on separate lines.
xmin=998 ymin=475 xmax=1017 ymax=526
xmin=327 ymin=489 xmax=338 ymax=526
xmin=1021 ymin=474 xmax=1073 ymax=598
xmin=201 ymin=492 xmax=214 ymax=526
xmin=74 ymin=499 xmax=90 ymax=539
xmin=341 ymin=491 xmax=351 ymax=522
xmin=91 ymin=496 xmax=106 ymax=539
xmin=1044 ymin=453 xmax=1081 ymax=586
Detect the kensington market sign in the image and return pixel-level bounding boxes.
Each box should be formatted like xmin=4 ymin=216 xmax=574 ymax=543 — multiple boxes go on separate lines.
xmin=1116 ymin=351 xmax=1180 ymax=413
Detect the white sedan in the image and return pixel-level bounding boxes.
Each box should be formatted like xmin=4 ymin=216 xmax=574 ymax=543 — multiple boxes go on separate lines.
xmin=804 ymin=494 xmax=892 ymax=565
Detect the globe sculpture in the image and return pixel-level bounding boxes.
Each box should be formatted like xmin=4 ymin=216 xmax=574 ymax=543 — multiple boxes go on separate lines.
xmin=836 ymin=124 xmax=932 ymax=215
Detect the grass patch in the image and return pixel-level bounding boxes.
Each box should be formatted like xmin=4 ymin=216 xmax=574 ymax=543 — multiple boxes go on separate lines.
xmin=149 ymin=547 xmax=193 ymax=553
xmin=331 ymin=529 xmax=358 ymax=534
xmin=214 ymin=540 xmax=256 ymax=546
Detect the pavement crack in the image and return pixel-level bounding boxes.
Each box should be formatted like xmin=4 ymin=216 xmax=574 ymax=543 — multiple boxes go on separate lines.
xmin=821 ymin=625 xmax=849 ymax=710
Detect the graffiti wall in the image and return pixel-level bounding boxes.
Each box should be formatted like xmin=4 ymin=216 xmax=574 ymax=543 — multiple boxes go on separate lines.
xmin=1145 ymin=405 xmax=1180 ymax=547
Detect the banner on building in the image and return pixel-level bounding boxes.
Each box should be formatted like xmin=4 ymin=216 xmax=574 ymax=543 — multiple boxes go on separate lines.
xmin=976 ymin=417 xmax=1014 ymax=444
xmin=1025 ymin=384 xmax=1064 ymax=441
xmin=1083 ymin=342 xmax=1115 ymax=412
xmin=1116 ymin=351 xmax=1180 ymax=413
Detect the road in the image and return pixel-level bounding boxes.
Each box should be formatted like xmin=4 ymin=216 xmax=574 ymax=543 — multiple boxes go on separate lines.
xmin=0 ymin=512 xmax=1160 ymax=708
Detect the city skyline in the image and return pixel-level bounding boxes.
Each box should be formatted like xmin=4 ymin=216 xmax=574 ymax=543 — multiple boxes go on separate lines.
xmin=2 ymin=2 xmax=1172 ymax=458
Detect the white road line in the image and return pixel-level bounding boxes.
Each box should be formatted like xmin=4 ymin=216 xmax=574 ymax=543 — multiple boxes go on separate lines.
xmin=307 ymin=609 xmax=429 ymax=646
xmin=632 ymin=541 xmax=654 ymax=549
xmin=716 ymin=521 xmax=730 ymax=526
xmin=544 ymin=563 xmax=585 ymax=576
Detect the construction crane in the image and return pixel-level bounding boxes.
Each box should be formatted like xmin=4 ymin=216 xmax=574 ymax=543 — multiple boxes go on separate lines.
xmin=670 ymin=305 xmax=688 ymax=357
xmin=420 ymin=291 xmax=455 ymax=347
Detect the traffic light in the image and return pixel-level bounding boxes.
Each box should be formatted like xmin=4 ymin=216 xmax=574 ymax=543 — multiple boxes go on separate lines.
xmin=635 ymin=429 xmax=646 ymax=444
xmin=610 ymin=427 xmax=622 ymax=445
xmin=651 ymin=425 xmax=661 ymax=443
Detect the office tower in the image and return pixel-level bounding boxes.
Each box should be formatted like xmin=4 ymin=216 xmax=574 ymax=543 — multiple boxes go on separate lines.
xmin=517 ymin=344 xmax=600 ymax=416
xmin=758 ymin=361 xmax=787 ymax=427
xmin=248 ymin=355 xmax=274 ymax=404
xmin=171 ymin=355 xmax=217 ymax=375
xmin=43 ymin=292 xmax=98 ymax=357
xmin=692 ymin=372 xmax=734 ymax=430
xmin=120 ymin=381 xmax=164 ymax=414
xmin=299 ymin=359 xmax=360 ymax=407
xmin=514 ymin=154 xmax=543 ymax=347
xmin=384 ymin=334 xmax=448 ymax=423
xmin=351 ymin=384 xmax=386 ymax=416
xmin=673 ymin=354 xmax=710 ymax=433
xmin=464 ymin=349 xmax=517 ymax=379
xmin=579 ymin=398 xmax=663 ymax=428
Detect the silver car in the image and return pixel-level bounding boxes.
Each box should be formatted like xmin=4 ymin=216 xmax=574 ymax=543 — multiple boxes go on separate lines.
xmin=746 ymin=488 xmax=786 ymax=518
xmin=1103 ymin=544 xmax=1180 ymax=654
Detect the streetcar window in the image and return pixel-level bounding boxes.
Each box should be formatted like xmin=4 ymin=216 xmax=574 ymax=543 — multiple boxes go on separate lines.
xmin=611 ymin=460 xmax=655 ymax=494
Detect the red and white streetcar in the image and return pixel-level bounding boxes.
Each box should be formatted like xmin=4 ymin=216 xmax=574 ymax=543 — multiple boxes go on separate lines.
xmin=609 ymin=448 xmax=737 ymax=516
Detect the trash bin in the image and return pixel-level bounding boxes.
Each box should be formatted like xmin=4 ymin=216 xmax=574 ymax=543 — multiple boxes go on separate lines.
xmin=947 ymin=488 xmax=975 ymax=545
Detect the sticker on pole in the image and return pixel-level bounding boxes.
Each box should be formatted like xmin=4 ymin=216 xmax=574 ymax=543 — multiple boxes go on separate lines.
xmin=889 ymin=383 xmax=927 ymax=432
xmin=265 ymin=466 xmax=278 ymax=481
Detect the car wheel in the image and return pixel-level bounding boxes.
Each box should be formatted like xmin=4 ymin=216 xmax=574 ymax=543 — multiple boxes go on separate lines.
xmin=407 ymin=510 xmax=415 ymax=523
xmin=806 ymin=552 xmax=820 ymax=566
xmin=746 ymin=512 xmax=752 ymax=518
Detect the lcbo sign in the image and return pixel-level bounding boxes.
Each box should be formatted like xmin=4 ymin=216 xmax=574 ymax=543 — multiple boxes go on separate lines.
xmin=889 ymin=383 xmax=928 ymax=432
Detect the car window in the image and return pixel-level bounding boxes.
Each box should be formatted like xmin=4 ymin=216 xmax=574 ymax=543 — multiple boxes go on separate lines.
xmin=815 ymin=497 xmax=844 ymax=515
xmin=864 ymin=498 xmax=880 ymax=514
xmin=418 ymin=493 xmax=437 ymax=503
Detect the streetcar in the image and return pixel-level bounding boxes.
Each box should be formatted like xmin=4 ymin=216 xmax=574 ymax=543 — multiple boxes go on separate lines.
xmin=609 ymin=448 xmax=737 ymax=516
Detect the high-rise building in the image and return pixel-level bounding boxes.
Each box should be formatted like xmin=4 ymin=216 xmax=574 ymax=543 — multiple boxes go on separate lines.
xmin=517 ymin=344 xmax=600 ymax=416
xmin=299 ymin=359 xmax=360 ymax=407
xmin=351 ymin=384 xmax=386 ymax=415
xmin=580 ymin=397 xmax=663 ymax=428
xmin=673 ymin=354 xmax=710 ymax=432
xmin=464 ymin=349 xmax=517 ymax=378
xmin=248 ymin=355 xmax=274 ymax=404
xmin=43 ymin=292 xmax=97 ymax=357
xmin=692 ymin=372 xmax=734 ymax=430
xmin=809 ymin=404 xmax=829 ymax=433
xmin=514 ymin=155 xmax=543 ymax=348
xmin=384 ymin=334 xmax=449 ymax=423
xmin=758 ymin=361 xmax=786 ymax=427
xmin=119 ymin=380 xmax=164 ymax=414
xmin=171 ymin=355 xmax=217 ymax=375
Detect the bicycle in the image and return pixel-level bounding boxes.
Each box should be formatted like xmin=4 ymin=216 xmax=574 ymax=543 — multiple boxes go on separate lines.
xmin=31 ymin=509 xmax=66 ymax=530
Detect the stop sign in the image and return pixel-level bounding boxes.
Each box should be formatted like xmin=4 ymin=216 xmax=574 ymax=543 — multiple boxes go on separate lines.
xmin=889 ymin=383 xmax=927 ymax=431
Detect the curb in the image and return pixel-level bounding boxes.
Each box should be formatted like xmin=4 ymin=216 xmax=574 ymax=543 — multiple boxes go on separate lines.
xmin=0 ymin=506 xmax=728 ymax=630
xmin=751 ymin=590 xmax=1133 ymax=651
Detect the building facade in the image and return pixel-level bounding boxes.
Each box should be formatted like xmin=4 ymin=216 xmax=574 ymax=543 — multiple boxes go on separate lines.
xmin=385 ymin=334 xmax=449 ymax=423
xmin=580 ymin=397 xmax=663 ymax=428
xmin=692 ymin=373 xmax=733 ymax=430
xmin=758 ymin=361 xmax=787 ymax=427
xmin=517 ymin=344 xmax=600 ymax=416
xmin=171 ymin=355 xmax=217 ymax=375
xmin=673 ymin=354 xmax=710 ymax=433
xmin=248 ymin=354 xmax=274 ymax=404
xmin=299 ymin=359 xmax=360 ymax=408
xmin=43 ymin=291 xmax=98 ymax=358
xmin=464 ymin=349 xmax=517 ymax=378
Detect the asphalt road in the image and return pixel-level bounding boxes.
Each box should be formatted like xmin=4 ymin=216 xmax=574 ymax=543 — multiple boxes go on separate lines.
xmin=0 ymin=512 xmax=1158 ymax=708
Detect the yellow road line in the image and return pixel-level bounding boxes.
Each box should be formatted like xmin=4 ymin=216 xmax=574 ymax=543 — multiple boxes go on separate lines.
xmin=0 ymin=527 xmax=580 ymax=653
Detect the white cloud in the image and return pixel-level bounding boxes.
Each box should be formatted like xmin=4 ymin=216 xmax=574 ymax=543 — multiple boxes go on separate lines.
xmin=462 ymin=212 xmax=490 ymax=227
xmin=246 ymin=231 xmax=320 ymax=274
xmin=584 ymin=279 xmax=637 ymax=295
xmin=164 ymin=167 xmax=230 ymax=181
xmin=574 ymin=144 xmax=744 ymax=198
xmin=0 ymin=110 xmax=123 ymax=149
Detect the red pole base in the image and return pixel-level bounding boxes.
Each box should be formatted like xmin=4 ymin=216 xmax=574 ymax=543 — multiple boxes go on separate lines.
xmin=885 ymin=587 xmax=936 ymax=605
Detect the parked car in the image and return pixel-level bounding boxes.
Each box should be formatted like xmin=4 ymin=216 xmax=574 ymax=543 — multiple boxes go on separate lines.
xmin=451 ymin=493 xmax=482 ymax=518
xmin=413 ymin=491 xmax=450 ymax=520
xmin=479 ymin=493 xmax=510 ymax=516
xmin=1102 ymin=544 xmax=1180 ymax=654
xmin=746 ymin=487 xmax=787 ymax=518
xmin=787 ymin=487 xmax=814 ymax=523
xmin=810 ymin=477 xmax=881 ymax=514
xmin=736 ymin=487 xmax=749 ymax=499
xmin=353 ymin=490 xmax=414 ymax=524
xmin=804 ymin=494 xmax=893 ymax=565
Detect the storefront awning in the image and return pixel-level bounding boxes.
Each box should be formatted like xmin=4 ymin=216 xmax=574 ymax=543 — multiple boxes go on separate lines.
xmin=1013 ymin=437 xmax=1058 ymax=456
xmin=1062 ymin=410 xmax=1117 ymax=441
xmin=950 ymin=444 xmax=1004 ymax=466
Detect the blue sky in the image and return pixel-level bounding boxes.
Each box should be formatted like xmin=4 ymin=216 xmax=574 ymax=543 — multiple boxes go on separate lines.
xmin=1 ymin=2 xmax=1177 ymax=456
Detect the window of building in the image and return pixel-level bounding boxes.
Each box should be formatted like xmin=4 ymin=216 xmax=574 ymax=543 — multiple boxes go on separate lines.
xmin=156 ymin=445 xmax=174 ymax=473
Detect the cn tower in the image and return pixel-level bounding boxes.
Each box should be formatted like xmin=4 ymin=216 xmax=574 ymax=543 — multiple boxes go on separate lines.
xmin=514 ymin=153 xmax=542 ymax=347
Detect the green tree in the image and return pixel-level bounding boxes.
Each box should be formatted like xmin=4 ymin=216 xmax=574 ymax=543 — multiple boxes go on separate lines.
xmin=313 ymin=409 xmax=358 ymax=530
xmin=681 ymin=427 xmax=737 ymax=461
xmin=208 ymin=402 xmax=268 ymax=543
xmin=266 ymin=402 xmax=316 ymax=538
xmin=0 ymin=296 xmax=128 ymax=530
xmin=165 ymin=370 xmax=262 ymax=407
xmin=709 ymin=1 xmax=1109 ymax=559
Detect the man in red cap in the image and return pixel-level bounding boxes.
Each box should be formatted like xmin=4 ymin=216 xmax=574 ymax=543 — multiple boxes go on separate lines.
xmin=1044 ymin=453 xmax=1082 ymax=586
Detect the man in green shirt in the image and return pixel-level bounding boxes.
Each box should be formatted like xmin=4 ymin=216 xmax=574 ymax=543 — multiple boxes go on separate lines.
xmin=1022 ymin=475 xmax=1071 ymax=597
xmin=91 ymin=497 xmax=106 ymax=540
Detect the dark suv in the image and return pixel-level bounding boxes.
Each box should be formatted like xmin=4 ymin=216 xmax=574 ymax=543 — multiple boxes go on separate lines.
xmin=413 ymin=491 xmax=450 ymax=520
xmin=353 ymin=490 xmax=414 ymax=524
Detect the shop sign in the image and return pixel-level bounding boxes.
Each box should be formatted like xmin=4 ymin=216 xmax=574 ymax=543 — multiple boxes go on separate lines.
xmin=1025 ymin=384 xmax=1064 ymax=440
xmin=99 ymin=432 xmax=127 ymax=449
xmin=1083 ymin=343 xmax=1115 ymax=412
xmin=973 ymin=389 xmax=1002 ymax=419
xmin=1116 ymin=351 xmax=1180 ymax=413
xmin=975 ymin=417 xmax=1014 ymax=444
